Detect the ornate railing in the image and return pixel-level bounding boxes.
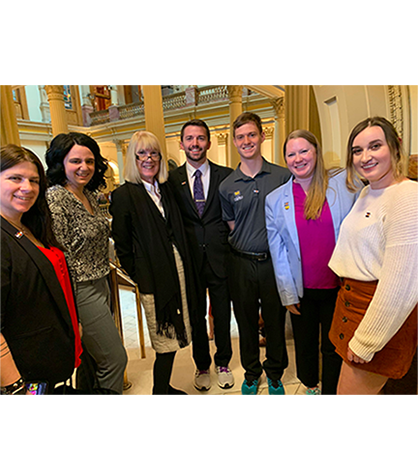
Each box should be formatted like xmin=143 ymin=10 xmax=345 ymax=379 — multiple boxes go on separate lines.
xmin=198 ymin=85 xmax=229 ymax=104
xmin=163 ymin=92 xmax=187 ymax=111
xmin=89 ymin=85 xmax=234 ymax=126
xmin=90 ymin=109 xmax=110 ymax=125
xmin=119 ymin=102 xmax=145 ymax=120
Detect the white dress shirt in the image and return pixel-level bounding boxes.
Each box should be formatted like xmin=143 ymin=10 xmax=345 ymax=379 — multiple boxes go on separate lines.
xmin=143 ymin=180 xmax=165 ymax=217
xmin=186 ymin=160 xmax=210 ymax=200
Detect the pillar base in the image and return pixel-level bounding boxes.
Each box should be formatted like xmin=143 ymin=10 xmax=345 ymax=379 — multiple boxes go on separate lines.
xmin=109 ymin=105 xmax=120 ymax=122
xmin=82 ymin=105 xmax=94 ymax=127
xmin=185 ymin=86 xmax=197 ymax=106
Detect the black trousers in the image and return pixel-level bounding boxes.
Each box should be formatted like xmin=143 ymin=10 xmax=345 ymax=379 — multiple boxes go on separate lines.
xmin=192 ymin=254 xmax=232 ymax=370
xmin=153 ymin=351 xmax=176 ymax=394
xmin=290 ymin=287 xmax=342 ymax=394
xmin=228 ymin=252 xmax=288 ymax=382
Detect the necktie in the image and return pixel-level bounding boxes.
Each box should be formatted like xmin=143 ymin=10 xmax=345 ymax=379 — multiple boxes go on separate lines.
xmin=193 ymin=169 xmax=205 ymax=217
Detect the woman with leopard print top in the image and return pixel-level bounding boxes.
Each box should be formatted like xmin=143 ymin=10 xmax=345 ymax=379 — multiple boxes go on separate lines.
xmin=46 ymin=133 xmax=127 ymax=394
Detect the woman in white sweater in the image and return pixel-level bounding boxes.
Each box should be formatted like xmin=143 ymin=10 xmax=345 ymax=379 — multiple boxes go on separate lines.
xmin=328 ymin=117 xmax=417 ymax=394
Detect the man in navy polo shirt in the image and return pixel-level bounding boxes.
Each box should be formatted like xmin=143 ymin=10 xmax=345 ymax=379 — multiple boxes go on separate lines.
xmin=219 ymin=112 xmax=291 ymax=394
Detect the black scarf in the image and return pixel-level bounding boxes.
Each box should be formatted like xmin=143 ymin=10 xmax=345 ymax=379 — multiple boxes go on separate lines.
xmin=125 ymin=181 xmax=198 ymax=347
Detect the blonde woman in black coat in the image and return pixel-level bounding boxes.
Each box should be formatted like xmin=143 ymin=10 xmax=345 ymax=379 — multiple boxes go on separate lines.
xmin=110 ymin=131 xmax=198 ymax=395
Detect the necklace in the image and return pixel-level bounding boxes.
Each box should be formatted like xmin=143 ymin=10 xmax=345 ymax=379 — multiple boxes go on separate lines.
xmin=1 ymin=214 xmax=43 ymax=246
xmin=1 ymin=216 xmax=27 ymax=238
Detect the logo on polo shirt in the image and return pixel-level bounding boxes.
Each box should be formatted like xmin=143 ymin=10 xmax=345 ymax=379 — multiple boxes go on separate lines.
xmin=234 ymin=190 xmax=243 ymax=202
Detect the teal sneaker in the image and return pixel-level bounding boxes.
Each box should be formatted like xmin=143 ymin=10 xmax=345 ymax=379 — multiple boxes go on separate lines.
xmin=267 ymin=378 xmax=285 ymax=395
xmin=241 ymin=378 xmax=259 ymax=395
xmin=306 ymin=386 xmax=321 ymax=395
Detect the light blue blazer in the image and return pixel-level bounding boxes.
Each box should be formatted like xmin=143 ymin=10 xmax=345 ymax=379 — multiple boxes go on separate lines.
xmin=265 ymin=170 xmax=360 ymax=306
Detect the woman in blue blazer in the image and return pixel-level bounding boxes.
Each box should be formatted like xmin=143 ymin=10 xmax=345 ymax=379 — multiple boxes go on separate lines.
xmin=265 ymin=130 xmax=361 ymax=394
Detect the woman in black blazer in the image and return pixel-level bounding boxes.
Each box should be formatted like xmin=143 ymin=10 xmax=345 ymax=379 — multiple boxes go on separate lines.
xmin=110 ymin=131 xmax=198 ymax=394
xmin=1 ymin=145 xmax=81 ymax=394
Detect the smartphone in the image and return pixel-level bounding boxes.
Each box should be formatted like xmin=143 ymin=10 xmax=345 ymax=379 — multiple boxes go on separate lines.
xmin=25 ymin=381 xmax=48 ymax=395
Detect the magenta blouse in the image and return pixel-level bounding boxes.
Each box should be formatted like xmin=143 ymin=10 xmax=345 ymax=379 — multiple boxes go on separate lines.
xmin=293 ymin=182 xmax=339 ymax=290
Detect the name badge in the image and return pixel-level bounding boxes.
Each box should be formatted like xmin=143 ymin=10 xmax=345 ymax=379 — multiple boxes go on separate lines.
xmin=234 ymin=190 xmax=243 ymax=202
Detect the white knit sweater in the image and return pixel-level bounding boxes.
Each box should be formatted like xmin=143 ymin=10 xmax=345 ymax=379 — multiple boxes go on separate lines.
xmin=329 ymin=180 xmax=418 ymax=361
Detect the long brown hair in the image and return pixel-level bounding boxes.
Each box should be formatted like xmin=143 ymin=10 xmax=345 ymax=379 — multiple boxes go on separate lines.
xmin=1 ymin=144 xmax=63 ymax=249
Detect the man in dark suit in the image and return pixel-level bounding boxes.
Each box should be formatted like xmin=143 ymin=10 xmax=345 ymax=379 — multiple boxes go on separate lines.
xmin=169 ymin=119 xmax=234 ymax=390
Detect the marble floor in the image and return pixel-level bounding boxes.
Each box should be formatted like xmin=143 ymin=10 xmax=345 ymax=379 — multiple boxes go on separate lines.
xmin=118 ymin=285 xmax=311 ymax=395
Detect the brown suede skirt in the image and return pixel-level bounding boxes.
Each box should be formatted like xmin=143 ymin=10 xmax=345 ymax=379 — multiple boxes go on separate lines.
xmin=329 ymin=278 xmax=417 ymax=379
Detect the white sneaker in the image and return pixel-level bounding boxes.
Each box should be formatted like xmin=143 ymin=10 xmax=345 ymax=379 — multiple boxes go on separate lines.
xmin=194 ymin=369 xmax=211 ymax=391
xmin=215 ymin=366 xmax=234 ymax=389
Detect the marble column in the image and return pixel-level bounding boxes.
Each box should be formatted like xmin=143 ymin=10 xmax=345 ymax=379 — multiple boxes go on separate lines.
xmin=39 ymin=86 xmax=51 ymax=123
xmin=263 ymin=126 xmax=275 ymax=163
xmin=44 ymin=85 xmax=69 ymax=136
xmin=142 ymin=85 xmax=167 ymax=155
xmin=109 ymin=86 xmax=120 ymax=122
xmin=79 ymin=85 xmax=93 ymax=127
xmin=114 ymin=139 xmax=125 ymax=185
xmin=116 ymin=86 xmax=126 ymax=106
xmin=271 ymin=97 xmax=286 ymax=166
xmin=227 ymin=85 xmax=243 ymax=169
xmin=110 ymin=86 xmax=118 ymax=105
xmin=285 ymin=85 xmax=310 ymax=136
xmin=1 ymin=85 xmax=21 ymax=147
xmin=216 ymin=131 xmax=228 ymax=167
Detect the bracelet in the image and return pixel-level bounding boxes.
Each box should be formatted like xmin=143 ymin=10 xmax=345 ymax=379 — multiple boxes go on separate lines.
xmin=0 ymin=377 xmax=27 ymax=395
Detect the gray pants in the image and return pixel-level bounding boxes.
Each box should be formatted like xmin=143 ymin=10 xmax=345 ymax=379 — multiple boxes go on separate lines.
xmin=76 ymin=275 xmax=127 ymax=394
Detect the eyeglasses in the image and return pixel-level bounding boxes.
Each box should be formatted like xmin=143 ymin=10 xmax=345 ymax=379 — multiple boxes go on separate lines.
xmin=135 ymin=150 xmax=161 ymax=161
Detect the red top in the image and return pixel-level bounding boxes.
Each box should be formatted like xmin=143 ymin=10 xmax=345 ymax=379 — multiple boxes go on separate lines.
xmin=38 ymin=245 xmax=82 ymax=368
xmin=293 ymin=181 xmax=339 ymax=290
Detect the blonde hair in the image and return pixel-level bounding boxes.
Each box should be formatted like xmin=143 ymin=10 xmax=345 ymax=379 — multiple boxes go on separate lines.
xmin=284 ymin=130 xmax=336 ymax=220
xmin=124 ymin=131 xmax=168 ymax=184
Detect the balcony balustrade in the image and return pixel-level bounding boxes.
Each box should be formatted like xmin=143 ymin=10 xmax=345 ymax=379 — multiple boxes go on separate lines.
xmin=89 ymin=85 xmax=233 ymax=126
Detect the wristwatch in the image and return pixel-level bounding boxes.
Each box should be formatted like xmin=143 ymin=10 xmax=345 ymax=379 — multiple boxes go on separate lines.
xmin=0 ymin=377 xmax=27 ymax=395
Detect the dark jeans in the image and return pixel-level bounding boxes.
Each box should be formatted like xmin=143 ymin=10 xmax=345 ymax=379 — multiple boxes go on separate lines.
xmin=192 ymin=255 xmax=232 ymax=370
xmin=228 ymin=252 xmax=288 ymax=382
xmin=290 ymin=287 xmax=341 ymax=394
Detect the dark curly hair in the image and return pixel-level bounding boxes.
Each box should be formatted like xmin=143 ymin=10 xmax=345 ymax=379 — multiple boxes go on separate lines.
xmin=1 ymin=144 xmax=63 ymax=249
xmin=45 ymin=132 xmax=108 ymax=191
